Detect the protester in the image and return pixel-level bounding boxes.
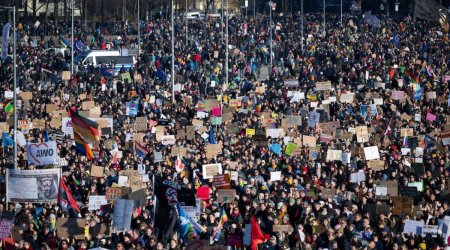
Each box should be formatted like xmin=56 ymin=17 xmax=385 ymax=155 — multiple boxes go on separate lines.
xmin=0 ymin=8 xmax=449 ymax=250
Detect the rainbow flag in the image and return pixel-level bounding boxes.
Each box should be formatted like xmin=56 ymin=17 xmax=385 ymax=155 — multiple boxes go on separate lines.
xmin=213 ymin=207 xmax=229 ymax=241
xmin=69 ymin=109 xmax=99 ymax=144
xmin=74 ymin=131 xmax=95 ymax=160
xmin=177 ymin=203 xmax=206 ymax=243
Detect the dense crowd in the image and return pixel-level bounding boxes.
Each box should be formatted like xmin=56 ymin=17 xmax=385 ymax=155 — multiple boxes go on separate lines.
xmin=0 ymin=8 xmax=450 ymax=250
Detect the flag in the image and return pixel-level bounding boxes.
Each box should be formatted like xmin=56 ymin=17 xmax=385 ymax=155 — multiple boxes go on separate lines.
xmin=251 ymin=215 xmax=269 ymax=250
xmin=389 ymin=68 xmax=395 ymax=78
xmin=58 ymin=177 xmax=80 ymax=213
xmin=44 ymin=130 xmax=51 ymax=142
xmin=213 ymin=207 xmax=229 ymax=241
xmin=175 ymin=155 xmax=185 ymax=173
xmin=156 ymin=68 xmax=168 ymax=81
xmin=4 ymin=102 xmax=13 ymax=114
xmin=405 ymin=69 xmax=419 ymax=84
xmin=74 ymin=131 xmax=95 ymax=160
xmin=177 ymin=203 xmax=206 ymax=243
xmin=135 ymin=142 xmax=148 ymax=157
xmin=1 ymin=23 xmax=11 ymax=60
xmin=153 ymin=175 xmax=196 ymax=240
xmin=59 ymin=35 xmax=71 ymax=48
xmin=2 ymin=132 xmax=13 ymax=147
xmin=209 ymin=126 xmax=215 ymax=144
xmin=69 ymin=109 xmax=99 ymax=143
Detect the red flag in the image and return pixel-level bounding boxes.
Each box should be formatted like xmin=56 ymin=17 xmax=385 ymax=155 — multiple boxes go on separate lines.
xmin=389 ymin=68 xmax=395 ymax=78
xmin=251 ymin=215 xmax=269 ymax=250
xmin=58 ymin=177 xmax=81 ymax=213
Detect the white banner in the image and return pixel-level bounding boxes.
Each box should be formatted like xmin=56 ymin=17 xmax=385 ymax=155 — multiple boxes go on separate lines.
xmin=6 ymin=169 xmax=61 ymax=203
xmin=27 ymin=141 xmax=57 ymax=166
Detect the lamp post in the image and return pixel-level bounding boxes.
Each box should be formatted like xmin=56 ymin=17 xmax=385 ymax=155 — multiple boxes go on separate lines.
xmin=171 ymin=0 xmax=175 ymax=103
xmin=185 ymin=0 xmax=188 ymax=45
xmin=138 ymin=0 xmax=140 ymax=59
xmin=301 ymin=0 xmax=304 ymax=52
xmin=0 ymin=6 xmax=17 ymax=168
xmin=340 ymin=0 xmax=343 ymax=25
xmin=71 ymin=0 xmax=74 ymax=74
xmin=323 ymin=0 xmax=326 ymax=34
xmin=395 ymin=0 xmax=400 ymax=18
xmin=268 ymin=1 xmax=273 ymax=65
xmin=225 ymin=0 xmax=229 ymax=93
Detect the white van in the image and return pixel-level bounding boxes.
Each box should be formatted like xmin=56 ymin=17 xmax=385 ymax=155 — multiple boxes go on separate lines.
xmin=74 ymin=50 xmax=121 ymax=65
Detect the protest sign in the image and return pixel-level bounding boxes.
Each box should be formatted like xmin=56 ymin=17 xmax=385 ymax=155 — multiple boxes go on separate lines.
xmin=421 ymin=225 xmax=438 ymax=237
xmin=339 ymin=93 xmax=354 ymax=103
xmin=6 ymin=169 xmax=61 ymax=203
xmin=32 ymin=119 xmax=45 ymax=129
xmin=106 ymin=187 xmax=126 ymax=203
xmin=90 ymin=166 xmax=104 ymax=177
xmin=364 ymin=146 xmax=380 ymax=160
xmin=213 ymin=174 xmax=231 ymax=189
xmin=392 ymin=197 xmax=413 ymax=215
xmin=302 ymin=135 xmax=316 ymax=147
xmin=403 ymin=220 xmax=424 ymax=235
xmin=171 ymin=147 xmax=187 ymax=157
xmin=367 ymin=160 xmax=385 ymax=170
xmin=217 ymin=189 xmax=236 ymax=203
xmin=205 ymin=144 xmax=222 ymax=158
xmin=400 ymin=128 xmax=414 ymax=137
xmin=273 ymin=225 xmax=294 ymax=233
xmin=0 ymin=213 xmax=13 ymax=239
xmin=112 ymin=199 xmax=134 ymax=231
xmin=391 ymin=90 xmax=406 ymax=100
xmin=88 ymin=195 xmax=108 ymax=210
xmin=202 ymin=163 xmax=223 ymax=179
xmin=356 ymin=126 xmax=369 ymax=142
xmin=270 ymin=171 xmax=282 ymax=181
xmin=315 ymin=81 xmax=332 ymax=91
xmin=27 ymin=141 xmax=57 ymax=166
xmin=350 ymin=172 xmax=366 ymax=183
xmin=326 ymin=149 xmax=342 ymax=161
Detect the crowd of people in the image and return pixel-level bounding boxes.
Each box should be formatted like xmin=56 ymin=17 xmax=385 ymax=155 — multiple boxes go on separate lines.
xmin=0 ymin=7 xmax=449 ymax=250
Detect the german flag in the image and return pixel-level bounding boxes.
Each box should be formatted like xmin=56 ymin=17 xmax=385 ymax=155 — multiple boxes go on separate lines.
xmin=69 ymin=109 xmax=99 ymax=144
xmin=74 ymin=131 xmax=95 ymax=160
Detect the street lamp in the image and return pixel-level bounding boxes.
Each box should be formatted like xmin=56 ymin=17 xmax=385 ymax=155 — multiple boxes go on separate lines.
xmin=171 ymin=0 xmax=175 ymax=102
xmin=0 ymin=6 xmax=17 ymax=169
xmin=71 ymin=0 xmax=74 ymax=74
xmin=138 ymin=0 xmax=140 ymax=59
xmin=268 ymin=1 xmax=274 ymax=65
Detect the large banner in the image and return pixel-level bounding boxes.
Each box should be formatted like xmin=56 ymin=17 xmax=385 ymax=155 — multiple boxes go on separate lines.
xmin=27 ymin=141 xmax=57 ymax=166
xmin=6 ymin=169 xmax=61 ymax=203
xmin=1 ymin=23 xmax=10 ymax=60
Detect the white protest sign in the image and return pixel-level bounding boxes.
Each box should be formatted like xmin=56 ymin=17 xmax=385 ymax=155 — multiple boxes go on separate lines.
xmin=364 ymin=146 xmax=380 ymax=160
xmin=270 ymin=171 xmax=282 ymax=181
xmin=88 ymin=195 xmax=108 ymax=210
xmin=26 ymin=141 xmax=57 ymax=166
xmin=202 ymin=163 xmax=223 ymax=179
xmin=6 ymin=169 xmax=61 ymax=203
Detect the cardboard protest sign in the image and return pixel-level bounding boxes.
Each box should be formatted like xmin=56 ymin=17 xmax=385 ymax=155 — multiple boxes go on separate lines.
xmin=302 ymin=135 xmax=316 ymax=147
xmin=32 ymin=119 xmax=46 ymax=129
xmin=367 ymin=160 xmax=385 ymax=171
xmin=90 ymin=166 xmax=104 ymax=177
xmin=392 ymin=197 xmax=413 ymax=215
xmin=171 ymin=147 xmax=187 ymax=157
xmin=205 ymin=144 xmax=222 ymax=158
xmin=216 ymin=189 xmax=236 ymax=203
xmin=106 ymin=187 xmax=127 ymax=203
xmin=272 ymin=225 xmax=294 ymax=233
xmin=88 ymin=196 xmax=108 ymax=210
xmin=82 ymin=101 xmax=95 ymax=110
xmin=356 ymin=126 xmax=369 ymax=142
xmin=400 ymin=128 xmax=414 ymax=137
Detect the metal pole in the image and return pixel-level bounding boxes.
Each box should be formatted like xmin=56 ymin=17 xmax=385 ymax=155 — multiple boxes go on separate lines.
xmin=185 ymin=0 xmax=188 ymax=45
xmin=323 ymin=0 xmax=326 ymax=34
xmin=254 ymin=0 xmax=256 ymax=17
xmin=225 ymin=0 xmax=229 ymax=96
xmin=341 ymin=0 xmax=343 ymax=24
xmin=13 ymin=6 xmax=17 ymax=169
xmin=138 ymin=0 xmax=141 ymax=59
xmin=171 ymin=0 xmax=175 ymax=103
xmin=71 ymin=0 xmax=74 ymax=74
xmin=269 ymin=2 xmax=272 ymax=65
xmin=301 ymin=0 xmax=303 ymax=52
xmin=221 ymin=0 xmax=224 ymax=35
